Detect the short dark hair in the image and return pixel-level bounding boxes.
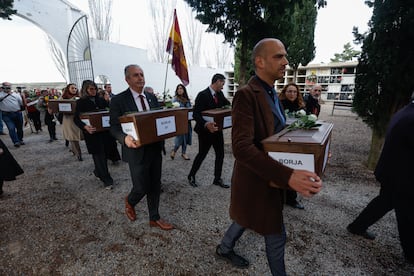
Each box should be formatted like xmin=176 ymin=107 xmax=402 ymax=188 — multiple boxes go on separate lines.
xmin=211 ymin=73 xmax=225 ymax=84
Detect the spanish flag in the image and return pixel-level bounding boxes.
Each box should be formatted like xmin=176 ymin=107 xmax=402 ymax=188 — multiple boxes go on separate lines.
xmin=166 ymin=9 xmax=189 ymax=86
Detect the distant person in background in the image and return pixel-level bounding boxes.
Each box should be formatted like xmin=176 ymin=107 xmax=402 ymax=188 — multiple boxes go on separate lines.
xmin=305 ymin=85 xmax=321 ymax=116
xmin=279 ymin=83 xmax=305 ymax=115
xmin=279 ymin=83 xmax=306 ymax=210
xmin=187 ymin=73 xmax=231 ymax=188
xmin=104 ymin=83 xmax=115 ymax=99
xmin=144 ymin=86 xmax=155 ymax=95
xmin=61 ymin=83 xmax=84 ymax=161
xmin=38 ymin=90 xmax=57 ymax=142
xmin=24 ymin=90 xmax=42 ymax=133
xmin=170 ymin=84 xmax=192 ymax=160
xmin=0 ymin=82 xmax=25 ymax=147
xmin=347 ymin=93 xmax=414 ymax=265
xmin=0 ymin=138 xmax=24 ymax=197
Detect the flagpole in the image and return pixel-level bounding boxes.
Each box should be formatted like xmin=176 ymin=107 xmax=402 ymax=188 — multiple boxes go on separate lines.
xmin=163 ymin=57 xmax=170 ymax=102
xmin=163 ymin=9 xmax=176 ymax=102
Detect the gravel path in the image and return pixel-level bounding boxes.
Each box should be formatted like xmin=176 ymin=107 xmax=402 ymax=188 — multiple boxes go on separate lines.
xmin=1 ymin=103 xmax=413 ymax=275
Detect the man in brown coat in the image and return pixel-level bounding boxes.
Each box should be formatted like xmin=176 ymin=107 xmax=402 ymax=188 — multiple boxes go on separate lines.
xmin=215 ymin=38 xmax=322 ymax=275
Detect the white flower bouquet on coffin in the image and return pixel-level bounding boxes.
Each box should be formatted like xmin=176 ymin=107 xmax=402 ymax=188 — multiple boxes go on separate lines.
xmin=287 ymin=111 xmax=321 ymax=131
xmin=171 ymin=102 xmax=180 ymax=108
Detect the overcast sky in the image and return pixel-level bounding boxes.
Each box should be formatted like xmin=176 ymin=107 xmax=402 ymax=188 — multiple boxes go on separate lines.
xmin=0 ymin=0 xmax=372 ymax=83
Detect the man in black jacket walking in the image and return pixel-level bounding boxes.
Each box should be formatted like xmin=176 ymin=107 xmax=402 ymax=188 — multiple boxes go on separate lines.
xmin=347 ymin=93 xmax=414 ymax=264
xmin=187 ymin=73 xmax=231 ymax=188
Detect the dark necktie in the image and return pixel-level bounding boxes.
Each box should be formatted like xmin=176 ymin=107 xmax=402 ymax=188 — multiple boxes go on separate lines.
xmin=139 ymin=94 xmax=147 ymax=111
xmin=213 ymin=93 xmax=218 ymax=105
xmin=270 ymin=88 xmax=286 ymax=126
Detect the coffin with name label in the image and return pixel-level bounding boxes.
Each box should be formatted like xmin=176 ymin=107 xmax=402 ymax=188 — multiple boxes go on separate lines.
xmin=261 ymin=122 xmax=334 ymax=176
xmin=118 ymin=108 xmax=189 ymax=147
xmin=48 ymin=99 xmax=77 ymax=114
xmin=201 ymin=108 xmax=232 ymax=130
xmin=80 ymin=110 xmax=110 ymax=132
xmin=187 ymin=108 xmax=194 ymax=121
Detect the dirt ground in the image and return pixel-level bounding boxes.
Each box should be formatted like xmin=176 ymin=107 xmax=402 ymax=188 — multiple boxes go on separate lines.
xmin=1 ymin=103 xmax=413 ymax=275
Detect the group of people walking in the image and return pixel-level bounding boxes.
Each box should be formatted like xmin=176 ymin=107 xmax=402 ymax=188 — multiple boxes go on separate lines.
xmin=2 ymin=37 xmax=413 ymax=275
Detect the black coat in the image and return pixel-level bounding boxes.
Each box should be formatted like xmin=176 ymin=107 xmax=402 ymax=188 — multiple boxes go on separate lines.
xmin=0 ymin=139 xmax=23 ymax=181
xmin=193 ymin=87 xmax=231 ymax=134
xmin=374 ymin=102 xmax=414 ymax=198
xmin=304 ymin=94 xmax=320 ymax=116
xmin=281 ymin=99 xmax=302 ymax=113
xmin=74 ymin=96 xmax=118 ymax=156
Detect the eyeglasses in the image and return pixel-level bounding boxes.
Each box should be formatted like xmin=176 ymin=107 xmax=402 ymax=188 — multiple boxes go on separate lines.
xmin=4 ymin=87 xmax=11 ymax=90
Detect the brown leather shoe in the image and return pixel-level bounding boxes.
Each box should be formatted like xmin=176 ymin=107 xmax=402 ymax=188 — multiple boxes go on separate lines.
xmin=125 ymin=196 xmax=136 ymax=221
xmin=149 ymin=219 xmax=174 ymax=230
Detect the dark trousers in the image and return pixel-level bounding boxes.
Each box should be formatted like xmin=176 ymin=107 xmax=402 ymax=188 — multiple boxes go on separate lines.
xmin=395 ymin=200 xmax=414 ymax=260
xmin=285 ymin=190 xmax=298 ymax=204
xmin=348 ymin=186 xmax=393 ymax=232
xmin=189 ymin=131 xmax=224 ymax=180
xmin=92 ymin=152 xmax=112 ymax=186
xmin=349 ymin=184 xmax=414 ymax=260
xmin=220 ymin=221 xmax=287 ymax=276
xmin=28 ymin=110 xmax=42 ymax=131
xmin=127 ymin=147 xmax=162 ymax=221
xmin=44 ymin=112 xmax=56 ymax=139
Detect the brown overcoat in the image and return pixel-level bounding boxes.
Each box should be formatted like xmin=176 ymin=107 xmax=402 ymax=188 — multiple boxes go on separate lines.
xmin=230 ymin=76 xmax=293 ymax=235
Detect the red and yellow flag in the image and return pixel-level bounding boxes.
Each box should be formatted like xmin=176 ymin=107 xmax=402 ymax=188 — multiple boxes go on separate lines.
xmin=166 ymin=9 xmax=189 ymax=86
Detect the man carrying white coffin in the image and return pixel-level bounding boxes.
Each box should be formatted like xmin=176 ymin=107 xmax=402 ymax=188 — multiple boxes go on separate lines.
xmin=215 ymin=38 xmax=322 ymax=275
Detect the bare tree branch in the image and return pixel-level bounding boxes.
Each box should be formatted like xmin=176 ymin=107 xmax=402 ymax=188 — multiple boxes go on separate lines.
xmin=46 ymin=35 xmax=67 ymax=81
xmin=203 ymin=34 xmax=233 ymax=69
xmin=148 ymin=0 xmax=177 ymax=63
xmin=183 ymin=6 xmax=204 ymax=66
xmin=213 ymin=35 xmax=232 ymax=69
xmin=88 ymin=0 xmax=113 ymax=41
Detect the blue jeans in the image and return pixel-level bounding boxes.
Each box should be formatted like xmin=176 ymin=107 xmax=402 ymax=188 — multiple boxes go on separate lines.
xmin=220 ymin=221 xmax=287 ymax=276
xmin=2 ymin=111 xmax=24 ymax=144
xmin=174 ymin=134 xmax=187 ymax=153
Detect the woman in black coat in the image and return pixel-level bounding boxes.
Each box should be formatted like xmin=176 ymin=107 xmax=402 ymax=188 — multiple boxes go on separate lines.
xmin=74 ymin=80 xmax=120 ymax=189
xmin=0 ymin=138 xmax=24 ymax=196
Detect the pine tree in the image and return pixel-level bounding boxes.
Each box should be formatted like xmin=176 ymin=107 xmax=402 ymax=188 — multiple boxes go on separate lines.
xmin=353 ymin=0 xmax=414 ymax=168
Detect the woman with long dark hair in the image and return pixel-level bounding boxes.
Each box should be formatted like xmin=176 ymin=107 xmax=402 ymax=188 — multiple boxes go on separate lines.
xmin=170 ymin=84 xmax=192 ymax=160
xmin=74 ymin=80 xmax=120 ymax=189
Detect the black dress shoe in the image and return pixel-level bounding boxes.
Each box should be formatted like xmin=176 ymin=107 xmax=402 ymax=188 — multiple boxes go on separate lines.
xmin=215 ymin=245 xmax=249 ymax=268
xmin=188 ymin=175 xmax=197 ymax=187
xmin=213 ymin=178 xmax=230 ymax=188
xmin=286 ymin=201 xmax=304 ymax=210
xmin=347 ymin=225 xmax=376 ymax=240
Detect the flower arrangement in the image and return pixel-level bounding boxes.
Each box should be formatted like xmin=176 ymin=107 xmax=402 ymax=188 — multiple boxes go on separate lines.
xmin=285 ymin=108 xmax=306 ymax=118
xmin=287 ymin=110 xmax=321 ymax=130
xmin=171 ymin=102 xmax=180 ymax=108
